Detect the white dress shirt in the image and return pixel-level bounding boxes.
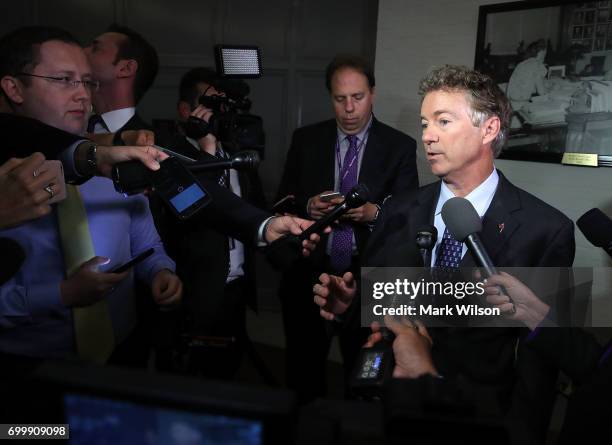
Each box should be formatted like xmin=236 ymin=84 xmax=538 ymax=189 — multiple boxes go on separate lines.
xmin=430 ymin=168 xmax=499 ymax=266
xmin=94 ymin=107 xmax=136 ymax=133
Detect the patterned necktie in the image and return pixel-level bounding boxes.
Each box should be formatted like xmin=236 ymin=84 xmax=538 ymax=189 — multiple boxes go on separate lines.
xmin=56 ymin=185 xmax=115 ymax=363
xmin=87 ymin=114 xmax=109 ymax=133
xmin=216 ymin=145 xmax=230 ymax=188
xmin=330 ymin=134 xmax=359 ymax=272
xmin=434 ymin=227 xmax=463 ymax=270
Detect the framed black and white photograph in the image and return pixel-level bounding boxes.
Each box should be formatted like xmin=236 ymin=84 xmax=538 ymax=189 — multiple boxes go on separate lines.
xmin=475 ymin=0 xmax=612 ymax=165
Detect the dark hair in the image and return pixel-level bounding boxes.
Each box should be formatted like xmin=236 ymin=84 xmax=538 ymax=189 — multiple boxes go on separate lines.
xmin=178 ymin=67 xmax=219 ymax=106
xmin=325 ymin=55 xmax=375 ymax=92
xmin=525 ymin=39 xmax=546 ymax=59
xmin=0 ymin=26 xmax=80 ymax=83
xmin=419 ymin=65 xmax=512 ymax=157
xmin=107 ymin=24 xmax=158 ymax=104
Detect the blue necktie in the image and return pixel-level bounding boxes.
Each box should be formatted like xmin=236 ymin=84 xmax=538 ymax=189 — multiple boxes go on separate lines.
xmin=434 ymin=227 xmax=462 ymax=270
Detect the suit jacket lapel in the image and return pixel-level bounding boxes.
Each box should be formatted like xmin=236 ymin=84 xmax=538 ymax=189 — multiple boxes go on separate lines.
xmin=319 ymin=120 xmax=337 ymax=191
xmin=480 ymin=172 xmax=521 ymax=261
xmin=358 ymin=118 xmax=382 ymax=187
xmin=406 ymin=182 xmax=440 ymax=266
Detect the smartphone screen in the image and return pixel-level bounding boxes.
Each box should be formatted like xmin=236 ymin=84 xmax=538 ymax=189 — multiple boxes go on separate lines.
xmin=169 ymin=183 xmax=206 ymax=212
xmin=153 ymin=158 xmax=212 ymax=219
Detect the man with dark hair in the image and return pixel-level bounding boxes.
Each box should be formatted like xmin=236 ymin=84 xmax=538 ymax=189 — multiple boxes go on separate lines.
xmin=163 ymin=67 xmax=267 ymax=377
xmin=324 ymin=54 xmax=376 ymax=95
xmin=314 ymin=65 xmax=575 ymax=442
xmin=276 ymin=54 xmax=418 ymax=402
xmin=84 ymin=24 xmax=158 ymax=133
xmin=0 ymin=25 xmax=182 ymax=365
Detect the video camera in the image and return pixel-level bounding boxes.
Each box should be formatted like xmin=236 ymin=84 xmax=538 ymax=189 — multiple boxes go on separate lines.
xmin=181 ymin=45 xmax=265 ymax=157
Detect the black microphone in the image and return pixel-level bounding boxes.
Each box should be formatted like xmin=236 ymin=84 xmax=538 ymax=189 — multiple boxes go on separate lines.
xmin=298 ymin=184 xmax=370 ymax=241
xmin=0 ymin=238 xmax=25 ymax=285
xmin=577 ymin=208 xmax=612 ymax=258
xmin=441 ymin=197 xmax=515 ymax=309
xmin=189 ymin=150 xmax=260 ymax=173
xmin=378 ymin=226 xmax=438 ymax=343
xmin=441 ymin=197 xmax=497 ymax=276
xmin=415 ymin=225 xmax=438 ymax=267
xmin=265 ymin=184 xmax=369 ymax=271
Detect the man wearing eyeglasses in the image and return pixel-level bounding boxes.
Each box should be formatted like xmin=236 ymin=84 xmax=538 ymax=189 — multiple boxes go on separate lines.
xmin=0 ymin=26 xmax=182 ymax=366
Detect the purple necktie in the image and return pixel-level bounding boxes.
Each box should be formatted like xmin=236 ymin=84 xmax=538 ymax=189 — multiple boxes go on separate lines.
xmin=330 ymin=134 xmax=359 ymax=272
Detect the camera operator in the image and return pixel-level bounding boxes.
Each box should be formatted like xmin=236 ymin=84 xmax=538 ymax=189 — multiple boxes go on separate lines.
xmin=159 ymin=67 xmax=267 ymax=378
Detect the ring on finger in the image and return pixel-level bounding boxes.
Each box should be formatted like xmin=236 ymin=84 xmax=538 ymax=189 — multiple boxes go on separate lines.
xmin=44 ymin=184 xmax=54 ymax=198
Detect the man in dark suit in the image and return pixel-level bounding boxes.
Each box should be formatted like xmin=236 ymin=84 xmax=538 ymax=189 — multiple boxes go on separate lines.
xmin=314 ymin=65 xmax=575 ymax=442
xmin=277 ymin=55 xmax=419 ymax=402
xmin=84 ymin=24 xmax=157 ymax=136
xmin=163 ymin=67 xmax=268 ymax=378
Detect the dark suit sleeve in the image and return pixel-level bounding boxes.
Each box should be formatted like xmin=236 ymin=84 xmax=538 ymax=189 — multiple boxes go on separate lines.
xmin=386 ymin=135 xmax=419 ymax=196
xmin=0 ymin=113 xmax=91 ymax=184
xmin=188 ymin=178 xmax=271 ymax=246
xmin=0 ymin=113 xmax=84 ymax=161
xmin=527 ymin=328 xmax=605 ymax=383
xmin=276 ymin=129 xmax=308 ymax=217
xmin=511 ymin=217 xmax=576 ymax=441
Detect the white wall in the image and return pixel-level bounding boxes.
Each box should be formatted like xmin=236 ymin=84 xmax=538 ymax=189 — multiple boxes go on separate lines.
xmin=375 ymin=0 xmax=612 ymax=268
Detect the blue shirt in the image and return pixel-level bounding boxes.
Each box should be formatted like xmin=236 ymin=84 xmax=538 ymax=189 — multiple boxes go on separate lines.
xmin=0 ymin=176 xmax=175 ymax=358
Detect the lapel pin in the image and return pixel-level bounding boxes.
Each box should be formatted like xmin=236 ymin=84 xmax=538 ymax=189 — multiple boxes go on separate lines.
xmin=498 ymin=223 xmax=505 ymax=233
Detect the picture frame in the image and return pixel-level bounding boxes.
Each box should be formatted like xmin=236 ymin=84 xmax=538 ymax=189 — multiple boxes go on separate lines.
xmin=475 ymin=0 xmax=612 ymax=165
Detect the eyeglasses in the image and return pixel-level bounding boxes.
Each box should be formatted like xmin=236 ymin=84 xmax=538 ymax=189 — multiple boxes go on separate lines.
xmin=16 ymin=73 xmax=100 ymax=92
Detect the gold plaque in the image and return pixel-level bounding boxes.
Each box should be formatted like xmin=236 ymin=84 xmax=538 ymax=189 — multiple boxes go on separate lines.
xmin=561 ymin=152 xmax=598 ymax=167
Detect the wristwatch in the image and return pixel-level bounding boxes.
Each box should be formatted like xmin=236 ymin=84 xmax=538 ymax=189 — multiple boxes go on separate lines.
xmin=370 ymin=203 xmax=382 ymax=226
xmin=76 ymin=140 xmax=98 ymax=176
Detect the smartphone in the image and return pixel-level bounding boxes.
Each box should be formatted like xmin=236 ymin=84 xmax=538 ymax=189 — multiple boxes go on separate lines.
xmin=42 ymin=160 xmax=67 ymax=205
xmin=271 ymin=194 xmax=296 ymax=214
xmin=320 ymin=191 xmax=343 ymax=202
xmin=152 ymin=157 xmax=212 ymax=220
xmin=110 ymin=248 xmax=155 ymax=273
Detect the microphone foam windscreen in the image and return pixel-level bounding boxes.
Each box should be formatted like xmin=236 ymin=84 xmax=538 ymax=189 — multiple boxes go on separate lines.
xmin=441 ymin=197 xmax=482 ymax=242
xmin=346 ymin=183 xmax=370 ymax=208
xmin=233 ymin=150 xmax=260 ymax=169
xmin=577 ymin=208 xmax=612 ymax=248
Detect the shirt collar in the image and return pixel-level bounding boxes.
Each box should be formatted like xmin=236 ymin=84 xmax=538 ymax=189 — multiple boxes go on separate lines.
xmin=101 ymin=107 xmax=136 ymax=133
xmin=435 ymin=168 xmax=499 ymax=218
xmin=336 ymin=114 xmax=373 ymax=143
